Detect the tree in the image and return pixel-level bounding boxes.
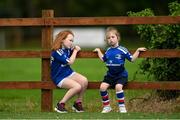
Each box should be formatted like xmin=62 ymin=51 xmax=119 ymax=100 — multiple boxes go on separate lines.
xmin=128 ymin=1 xmax=180 ymax=99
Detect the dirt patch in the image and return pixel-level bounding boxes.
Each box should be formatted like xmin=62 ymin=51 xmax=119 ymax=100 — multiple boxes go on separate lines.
xmin=127 ymin=93 xmax=180 ymax=113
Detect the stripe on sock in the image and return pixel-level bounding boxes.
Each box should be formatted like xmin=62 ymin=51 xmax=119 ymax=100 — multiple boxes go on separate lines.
xmin=103 ymin=100 xmax=110 ymax=106
xmin=116 ymin=90 xmax=125 ymax=106
xmin=100 ymin=90 xmax=110 ymax=106
xmin=100 ymin=90 xmax=108 ymax=96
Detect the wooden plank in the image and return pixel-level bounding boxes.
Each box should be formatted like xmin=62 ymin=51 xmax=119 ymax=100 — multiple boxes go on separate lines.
xmin=0 ymin=16 xmax=179 ymax=26
xmin=88 ymin=82 xmax=180 ymax=90
xmin=41 ymin=10 xmax=53 ymax=112
xmin=0 ymin=50 xmax=179 ymax=58
xmin=0 ymin=50 xmax=50 ymax=58
xmin=124 ymin=81 xmax=180 ymax=90
xmin=0 ymin=81 xmax=56 ymax=89
xmin=0 ymin=18 xmax=44 ymax=26
xmin=45 ymin=16 xmax=180 ymax=26
xmin=78 ymin=49 xmax=180 ymax=58
xmin=0 ymin=81 xmax=179 ymax=90
xmin=134 ymin=49 xmax=180 ymax=58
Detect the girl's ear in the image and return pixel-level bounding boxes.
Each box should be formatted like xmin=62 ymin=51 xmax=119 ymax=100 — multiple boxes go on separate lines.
xmin=117 ymin=35 xmax=121 ymax=41
xmin=116 ymin=35 xmax=119 ymax=40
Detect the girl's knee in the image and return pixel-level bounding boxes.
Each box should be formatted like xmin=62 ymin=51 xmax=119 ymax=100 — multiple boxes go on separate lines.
xmin=115 ymin=84 xmax=123 ymax=91
xmin=100 ymin=84 xmax=108 ymax=91
xmin=80 ymin=76 xmax=88 ymax=87
xmin=83 ymin=77 xmax=88 ymax=86
xmin=74 ymin=84 xmax=82 ymax=92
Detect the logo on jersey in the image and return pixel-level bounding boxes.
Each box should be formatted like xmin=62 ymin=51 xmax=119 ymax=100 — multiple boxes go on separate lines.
xmin=109 ymin=60 xmax=113 ymax=64
xmin=115 ymin=54 xmax=122 ymax=59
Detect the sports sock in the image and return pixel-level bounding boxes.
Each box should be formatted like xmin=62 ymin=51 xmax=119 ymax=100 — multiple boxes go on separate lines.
xmin=100 ymin=90 xmax=110 ymax=107
xmin=116 ymin=90 xmax=125 ymax=107
xmin=76 ymin=99 xmax=82 ymax=103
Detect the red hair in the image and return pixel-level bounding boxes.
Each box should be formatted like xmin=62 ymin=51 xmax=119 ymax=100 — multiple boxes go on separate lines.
xmin=51 ymin=30 xmax=74 ymax=51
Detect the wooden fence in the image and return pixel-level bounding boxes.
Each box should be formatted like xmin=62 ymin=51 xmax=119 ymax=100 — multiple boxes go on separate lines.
xmin=0 ymin=10 xmax=180 ymax=112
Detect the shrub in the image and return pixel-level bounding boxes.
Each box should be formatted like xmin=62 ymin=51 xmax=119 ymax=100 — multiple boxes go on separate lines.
xmin=127 ymin=1 xmax=180 ymax=99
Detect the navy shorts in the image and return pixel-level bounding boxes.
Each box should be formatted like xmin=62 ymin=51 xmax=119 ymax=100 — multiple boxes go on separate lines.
xmin=102 ymin=75 xmax=128 ymax=89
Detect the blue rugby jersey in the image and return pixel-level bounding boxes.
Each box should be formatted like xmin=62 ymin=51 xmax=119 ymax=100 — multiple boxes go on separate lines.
xmin=50 ymin=48 xmax=74 ymax=85
xmin=102 ymin=46 xmax=132 ymax=78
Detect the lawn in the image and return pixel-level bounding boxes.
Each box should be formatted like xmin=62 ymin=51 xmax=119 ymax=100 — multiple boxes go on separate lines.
xmin=0 ymin=58 xmax=178 ymax=119
xmin=0 ymin=112 xmax=179 ymax=119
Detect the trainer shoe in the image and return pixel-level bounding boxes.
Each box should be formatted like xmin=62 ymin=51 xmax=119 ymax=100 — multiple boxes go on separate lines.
xmin=54 ymin=103 xmax=68 ymax=113
xmin=101 ymin=106 xmax=112 ymax=113
xmin=119 ymin=106 xmax=127 ymax=113
xmin=72 ymin=102 xmax=84 ymax=112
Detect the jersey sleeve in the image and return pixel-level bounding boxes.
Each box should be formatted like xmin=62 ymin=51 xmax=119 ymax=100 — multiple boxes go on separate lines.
xmin=125 ymin=51 xmax=132 ymax=61
xmin=53 ymin=50 xmax=70 ymax=64
xmin=70 ymin=47 xmax=74 ymax=55
xmin=102 ymin=53 xmax=107 ymax=62
xmin=119 ymin=46 xmax=132 ymax=61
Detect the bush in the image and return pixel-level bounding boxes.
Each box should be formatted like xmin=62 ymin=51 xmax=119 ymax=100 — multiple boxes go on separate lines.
xmin=127 ymin=1 xmax=180 ymax=99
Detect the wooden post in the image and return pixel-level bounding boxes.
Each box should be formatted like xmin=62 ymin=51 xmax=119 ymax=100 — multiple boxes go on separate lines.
xmin=41 ymin=10 xmax=53 ymax=112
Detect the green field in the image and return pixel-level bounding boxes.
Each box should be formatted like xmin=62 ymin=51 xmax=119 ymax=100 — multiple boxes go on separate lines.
xmin=0 ymin=58 xmax=179 ymax=119
xmin=0 ymin=112 xmax=179 ymax=119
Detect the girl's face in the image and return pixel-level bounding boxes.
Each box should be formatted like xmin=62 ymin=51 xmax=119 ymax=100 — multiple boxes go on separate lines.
xmin=62 ymin=34 xmax=74 ymax=48
xmin=106 ymin=32 xmax=119 ymax=47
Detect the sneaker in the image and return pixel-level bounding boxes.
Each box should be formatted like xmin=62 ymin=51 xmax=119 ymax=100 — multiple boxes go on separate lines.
xmin=54 ymin=103 xmax=68 ymax=113
xmin=119 ymin=106 xmax=127 ymax=113
xmin=72 ymin=102 xmax=84 ymax=112
xmin=101 ymin=106 xmax=112 ymax=113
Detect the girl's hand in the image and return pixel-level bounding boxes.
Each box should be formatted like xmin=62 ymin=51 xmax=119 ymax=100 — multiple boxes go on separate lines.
xmin=93 ymin=48 xmax=101 ymax=53
xmin=74 ymin=45 xmax=81 ymax=52
xmin=137 ymin=47 xmax=147 ymax=52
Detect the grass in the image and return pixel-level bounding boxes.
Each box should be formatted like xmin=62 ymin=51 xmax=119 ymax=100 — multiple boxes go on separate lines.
xmin=0 ymin=112 xmax=179 ymax=119
xmin=0 ymin=58 xmax=179 ymax=119
xmin=0 ymin=58 xmax=147 ymax=81
xmin=0 ymin=58 xmax=41 ymax=81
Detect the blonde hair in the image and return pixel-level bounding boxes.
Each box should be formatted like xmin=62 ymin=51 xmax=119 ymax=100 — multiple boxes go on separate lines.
xmin=105 ymin=27 xmax=121 ymax=41
xmin=51 ymin=30 xmax=74 ymax=51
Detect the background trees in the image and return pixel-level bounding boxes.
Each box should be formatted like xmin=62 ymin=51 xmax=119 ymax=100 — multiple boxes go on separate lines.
xmin=128 ymin=1 xmax=180 ymax=99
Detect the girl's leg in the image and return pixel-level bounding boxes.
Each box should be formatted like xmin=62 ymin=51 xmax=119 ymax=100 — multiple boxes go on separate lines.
xmin=68 ymin=72 xmax=88 ymax=102
xmin=100 ymin=82 xmax=110 ymax=106
xmin=59 ymin=78 xmax=82 ymax=103
xmin=115 ymin=84 xmax=127 ymax=113
xmin=68 ymin=72 xmax=88 ymax=112
xmin=55 ymin=78 xmax=81 ymax=113
xmin=100 ymin=82 xmax=112 ymax=113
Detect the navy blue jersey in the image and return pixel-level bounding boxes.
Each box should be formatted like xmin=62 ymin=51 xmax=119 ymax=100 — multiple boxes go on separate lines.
xmin=50 ymin=48 xmax=74 ymax=85
xmin=102 ymin=46 xmax=132 ymax=78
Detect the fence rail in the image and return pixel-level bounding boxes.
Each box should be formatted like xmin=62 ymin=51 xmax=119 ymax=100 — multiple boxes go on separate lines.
xmin=0 ymin=16 xmax=180 ymax=26
xmin=0 ymin=81 xmax=179 ymax=90
xmin=0 ymin=49 xmax=179 ymax=58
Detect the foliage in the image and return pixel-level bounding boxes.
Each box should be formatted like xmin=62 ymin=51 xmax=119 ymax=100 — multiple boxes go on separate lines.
xmin=127 ymin=1 xmax=180 ymax=99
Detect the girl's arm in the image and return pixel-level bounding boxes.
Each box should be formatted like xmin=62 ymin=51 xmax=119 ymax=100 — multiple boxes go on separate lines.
xmin=131 ymin=47 xmax=147 ymax=62
xmin=68 ymin=45 xmax=81 ymax=65
xmin=93 ymin=48 xmax=104 ymax=61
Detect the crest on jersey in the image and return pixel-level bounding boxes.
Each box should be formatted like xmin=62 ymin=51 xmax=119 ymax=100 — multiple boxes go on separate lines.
xmin=115 ymin=54 xmax=122 ymax=59
xmin=109 ymin=60 xmax=113 ymax=64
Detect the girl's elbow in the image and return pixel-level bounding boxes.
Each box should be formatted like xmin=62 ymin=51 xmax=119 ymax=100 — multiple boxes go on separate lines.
xmin=68 ymin=61 xmax=74 ymax=65
xmin=131 ymin=58 xmax=135 ymax=62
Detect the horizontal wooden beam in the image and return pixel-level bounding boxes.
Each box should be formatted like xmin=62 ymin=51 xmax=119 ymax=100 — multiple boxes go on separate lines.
xmin=0 ymin=18 xmax=44 ymax=26
xmin=0 ymin=81 xmax=56 ymax=89
xmin=0 ymin=81 xmax=179 ymax=90
xmin=0 ymin=16 xmax=179 ymax=26
xmin=88 ymin=81 xmax=180 ymax=90
xmin=45 ymin=16 xmax=180 ymax=26
xmin=0 ymin=51 xmax=50 ymax=58
xmin=0 ymin=50 xmax=179 ymax=58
